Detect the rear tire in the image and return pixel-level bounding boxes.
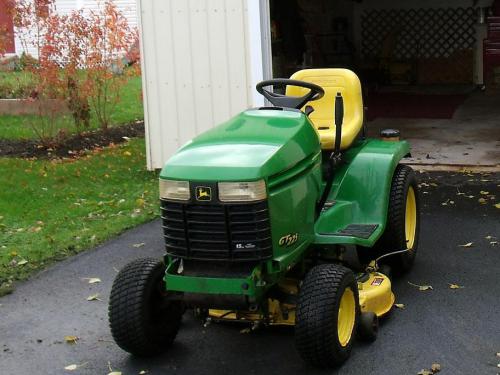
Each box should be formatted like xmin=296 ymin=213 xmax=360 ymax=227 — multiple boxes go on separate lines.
xmin=379 ymin=164 xmax=420 ymax=273
xmin=357 ymin=165 xmax=420 ymax=274
xmin=109 ymin=258 xmax=184 ymax=357
xmin=295 ymin=264 xmax=359 ymax=368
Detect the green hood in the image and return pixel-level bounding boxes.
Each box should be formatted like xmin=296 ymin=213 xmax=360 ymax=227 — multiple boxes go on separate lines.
xmin=161 ymin=109 xmax=321 ymax=181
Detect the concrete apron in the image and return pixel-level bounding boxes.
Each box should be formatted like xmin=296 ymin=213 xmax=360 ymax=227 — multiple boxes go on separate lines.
xmin=367 ymin=91 xmax=500 ymax=172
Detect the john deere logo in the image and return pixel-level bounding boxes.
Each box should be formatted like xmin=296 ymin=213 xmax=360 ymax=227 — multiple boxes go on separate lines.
xmin=195 ymin=186 xmax=212 ymax=201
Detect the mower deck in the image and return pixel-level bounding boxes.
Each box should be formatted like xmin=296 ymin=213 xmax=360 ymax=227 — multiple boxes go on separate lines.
xmin=207 ymin=271 xmax=394 ymax=326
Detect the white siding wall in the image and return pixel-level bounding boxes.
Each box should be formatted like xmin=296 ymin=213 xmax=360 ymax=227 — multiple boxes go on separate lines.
xmin=139 ymin=0 xmax=270 ymax=170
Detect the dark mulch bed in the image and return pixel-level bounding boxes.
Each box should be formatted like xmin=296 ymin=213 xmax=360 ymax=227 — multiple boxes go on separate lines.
xmin=0 ymin=121 xmax=144 ymax=158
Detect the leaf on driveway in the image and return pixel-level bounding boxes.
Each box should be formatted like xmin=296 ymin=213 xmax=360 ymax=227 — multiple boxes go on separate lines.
xmin=480 ymin=191 xmax=489 ymax=195
xmin=132 ymin=242 xmax=145 ymax=248
xmin=394 ymin=303 xmax=405 ymax=309
xmin=491 ymin=241 xmax=498 ymax=246
xmin=83 ymin=277 xmax=101 ymax=284
xmin=64 ymin=335 xmax=79 ymax=344
xmin=478 ymin=198 xmax=487 ymax=204
xmin=64 ymin=362 xmax=86 ymax=371
xmin=449 ymin=284 xmax=463 ymax=289
xmin=495 ymin=203 xmax=500 ymax=209
xmin=459 ymin=242 xmax=473 ymax=248
xmin=139 ymin=371 xmax=148 ymax=375
xmin=431 ymin=363 xmax=441 ymax=372
xmin=108 ymin=372 xmax=122 ymax=375
xmin=408 ymin=282 xmax=433 ymax=291
xmin=86 ymin=293 xmax=101 ymax=301
xmin=417 ymin=363 xmax=441 ymax=375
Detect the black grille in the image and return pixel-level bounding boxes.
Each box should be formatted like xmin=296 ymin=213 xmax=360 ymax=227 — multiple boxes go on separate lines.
xmin=161 ymin=200 xmax=272 ymax=261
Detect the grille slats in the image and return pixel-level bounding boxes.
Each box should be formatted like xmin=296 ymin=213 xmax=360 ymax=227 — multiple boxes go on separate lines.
xmin=161 ymin=199 xmax=272 ymax=261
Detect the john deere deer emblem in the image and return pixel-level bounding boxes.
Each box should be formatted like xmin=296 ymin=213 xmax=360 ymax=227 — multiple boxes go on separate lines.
xmin=196 ymin=186 xmax=212 ymax=201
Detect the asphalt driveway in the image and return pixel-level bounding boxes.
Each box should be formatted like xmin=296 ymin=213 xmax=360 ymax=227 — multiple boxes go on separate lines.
xmin=0 ymin=172 xmax=499 ymax=375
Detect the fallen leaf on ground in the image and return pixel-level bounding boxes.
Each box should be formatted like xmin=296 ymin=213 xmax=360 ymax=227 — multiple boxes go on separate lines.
xmin=459 ymin=242 xmax=473 ymax=248
xmin=491 ymin=241 xmax=498 ymax=246
xmin=139 ymin=371 xmax=147 ymax=375
xmin=132 ymin=242 xmax=145 ymax=248
xmin=240 ymin=328 xmax=252 ymax=334
xmin=486 ymin=235 xmax=494 ymax=240
xmin=64 ymin=362 xmax=87 ymax=371
xmin=64 ymin=335 xmax=79 ymax=344
xmin=86 ymin=293 xmax=101 ymax=301
xmin=495 ymin=203 xmax=500 ymax=209
xmin=431 ymin=363 xmax=441 ymax=372
xmin=123 ymin=151 xmax=132 ymax=156
xmin=449 ymin=284 xmax=463 ymax=289
xmin=16 ymin=259 xmax=28 ymax=266
xmin=496 ymin=352 xmax=500 ymax=357
xmin=480 ymin=191 xmax=489 ymax=195
xmin=478 ymin=198 xmax=487 ymax=204
xmin=394 ymin=303 xmax=405 ymax=309
xmin=408 ymin=282 xmax=433 ymax=291
xmin=107 ymin=361 xmax=121 ymax=375
xmin=84 ymin=277 xmax=101 ymax=284
xmin=417 ymin=363 xmax=441 ymax=375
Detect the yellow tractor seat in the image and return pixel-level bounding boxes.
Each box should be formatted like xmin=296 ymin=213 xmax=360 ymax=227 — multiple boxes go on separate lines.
xmin=287 ymin=69 xmax=364 ymax=151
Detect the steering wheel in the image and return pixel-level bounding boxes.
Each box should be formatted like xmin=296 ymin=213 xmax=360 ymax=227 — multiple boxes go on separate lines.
xmin=256 ymin=79 xmax=325 ymax=109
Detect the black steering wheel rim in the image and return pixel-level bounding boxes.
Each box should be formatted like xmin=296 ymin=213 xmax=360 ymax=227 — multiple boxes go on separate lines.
xmin=256 ymin=79 xmax=325 ymax=109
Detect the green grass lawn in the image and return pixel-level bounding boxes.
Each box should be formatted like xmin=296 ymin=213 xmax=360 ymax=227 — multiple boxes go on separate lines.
xmin=0 ymin=73 xmax=143 ymax=140
xmin=0 ymin=138 xmax=159 ymax=295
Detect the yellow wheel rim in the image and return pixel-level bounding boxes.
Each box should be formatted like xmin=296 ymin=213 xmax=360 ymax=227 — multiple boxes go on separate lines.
xmin=405 ymin=186 xmax=417 ymax=249
xmin=337 ymin=287 xmax=356 ymax=347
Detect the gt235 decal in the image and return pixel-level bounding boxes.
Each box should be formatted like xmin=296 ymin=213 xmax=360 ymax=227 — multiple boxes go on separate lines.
xmin=279 ymin=233 xmax=299 ymax=247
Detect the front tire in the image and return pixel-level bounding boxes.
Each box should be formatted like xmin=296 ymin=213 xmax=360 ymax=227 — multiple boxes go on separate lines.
xmin=109 ymin=257 xmax=184 ymax=357
xmin=295 ymin=264 xmax=359 ymax=367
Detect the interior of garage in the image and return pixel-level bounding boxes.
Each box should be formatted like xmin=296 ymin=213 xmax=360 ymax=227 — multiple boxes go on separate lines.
xmin=269 ymin=0 xmax=500 ymax=169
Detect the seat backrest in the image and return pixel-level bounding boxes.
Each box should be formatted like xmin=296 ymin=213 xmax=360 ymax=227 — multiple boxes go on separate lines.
xmin=286 ymin=69 xmax=364 ymax=150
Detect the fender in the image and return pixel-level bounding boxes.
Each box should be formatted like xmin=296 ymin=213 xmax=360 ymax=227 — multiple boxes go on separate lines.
xmin=314 ymin=138 xmax=410 ymax=247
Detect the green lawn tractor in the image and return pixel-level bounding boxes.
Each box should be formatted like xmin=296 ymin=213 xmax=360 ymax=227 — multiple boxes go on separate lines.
xmin=108 ymin=68 xmax=420 ymax=367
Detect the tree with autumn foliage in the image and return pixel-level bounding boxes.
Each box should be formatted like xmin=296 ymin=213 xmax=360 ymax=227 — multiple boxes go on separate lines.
xmin=11 ymin=0 xmax=140 ymax=136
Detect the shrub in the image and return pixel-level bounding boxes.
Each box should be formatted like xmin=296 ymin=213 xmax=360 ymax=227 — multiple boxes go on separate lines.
xmin=11 ymin=0 xmax=140 ymax=138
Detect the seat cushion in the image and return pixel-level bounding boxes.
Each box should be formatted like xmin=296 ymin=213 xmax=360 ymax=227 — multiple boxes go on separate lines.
xmin=287 ymin=69 xmax=364 ymax=150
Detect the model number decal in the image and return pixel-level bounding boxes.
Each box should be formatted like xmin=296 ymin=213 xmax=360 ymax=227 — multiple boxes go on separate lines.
xmin=279 ymin=233 xmax=299 ymax=247
xmin=371 ymin=277 xmax=384 ymax=286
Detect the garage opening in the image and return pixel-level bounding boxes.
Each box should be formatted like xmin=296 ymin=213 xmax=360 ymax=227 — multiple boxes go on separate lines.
xmin=269 ymin=0 xmax=500 ymax=169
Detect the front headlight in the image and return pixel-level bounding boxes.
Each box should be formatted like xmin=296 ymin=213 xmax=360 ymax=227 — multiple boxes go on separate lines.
xmin=159 ymin=179 xmax=190 ymax=201
xmin=218 ymin=180 xmax=267 ymax=202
